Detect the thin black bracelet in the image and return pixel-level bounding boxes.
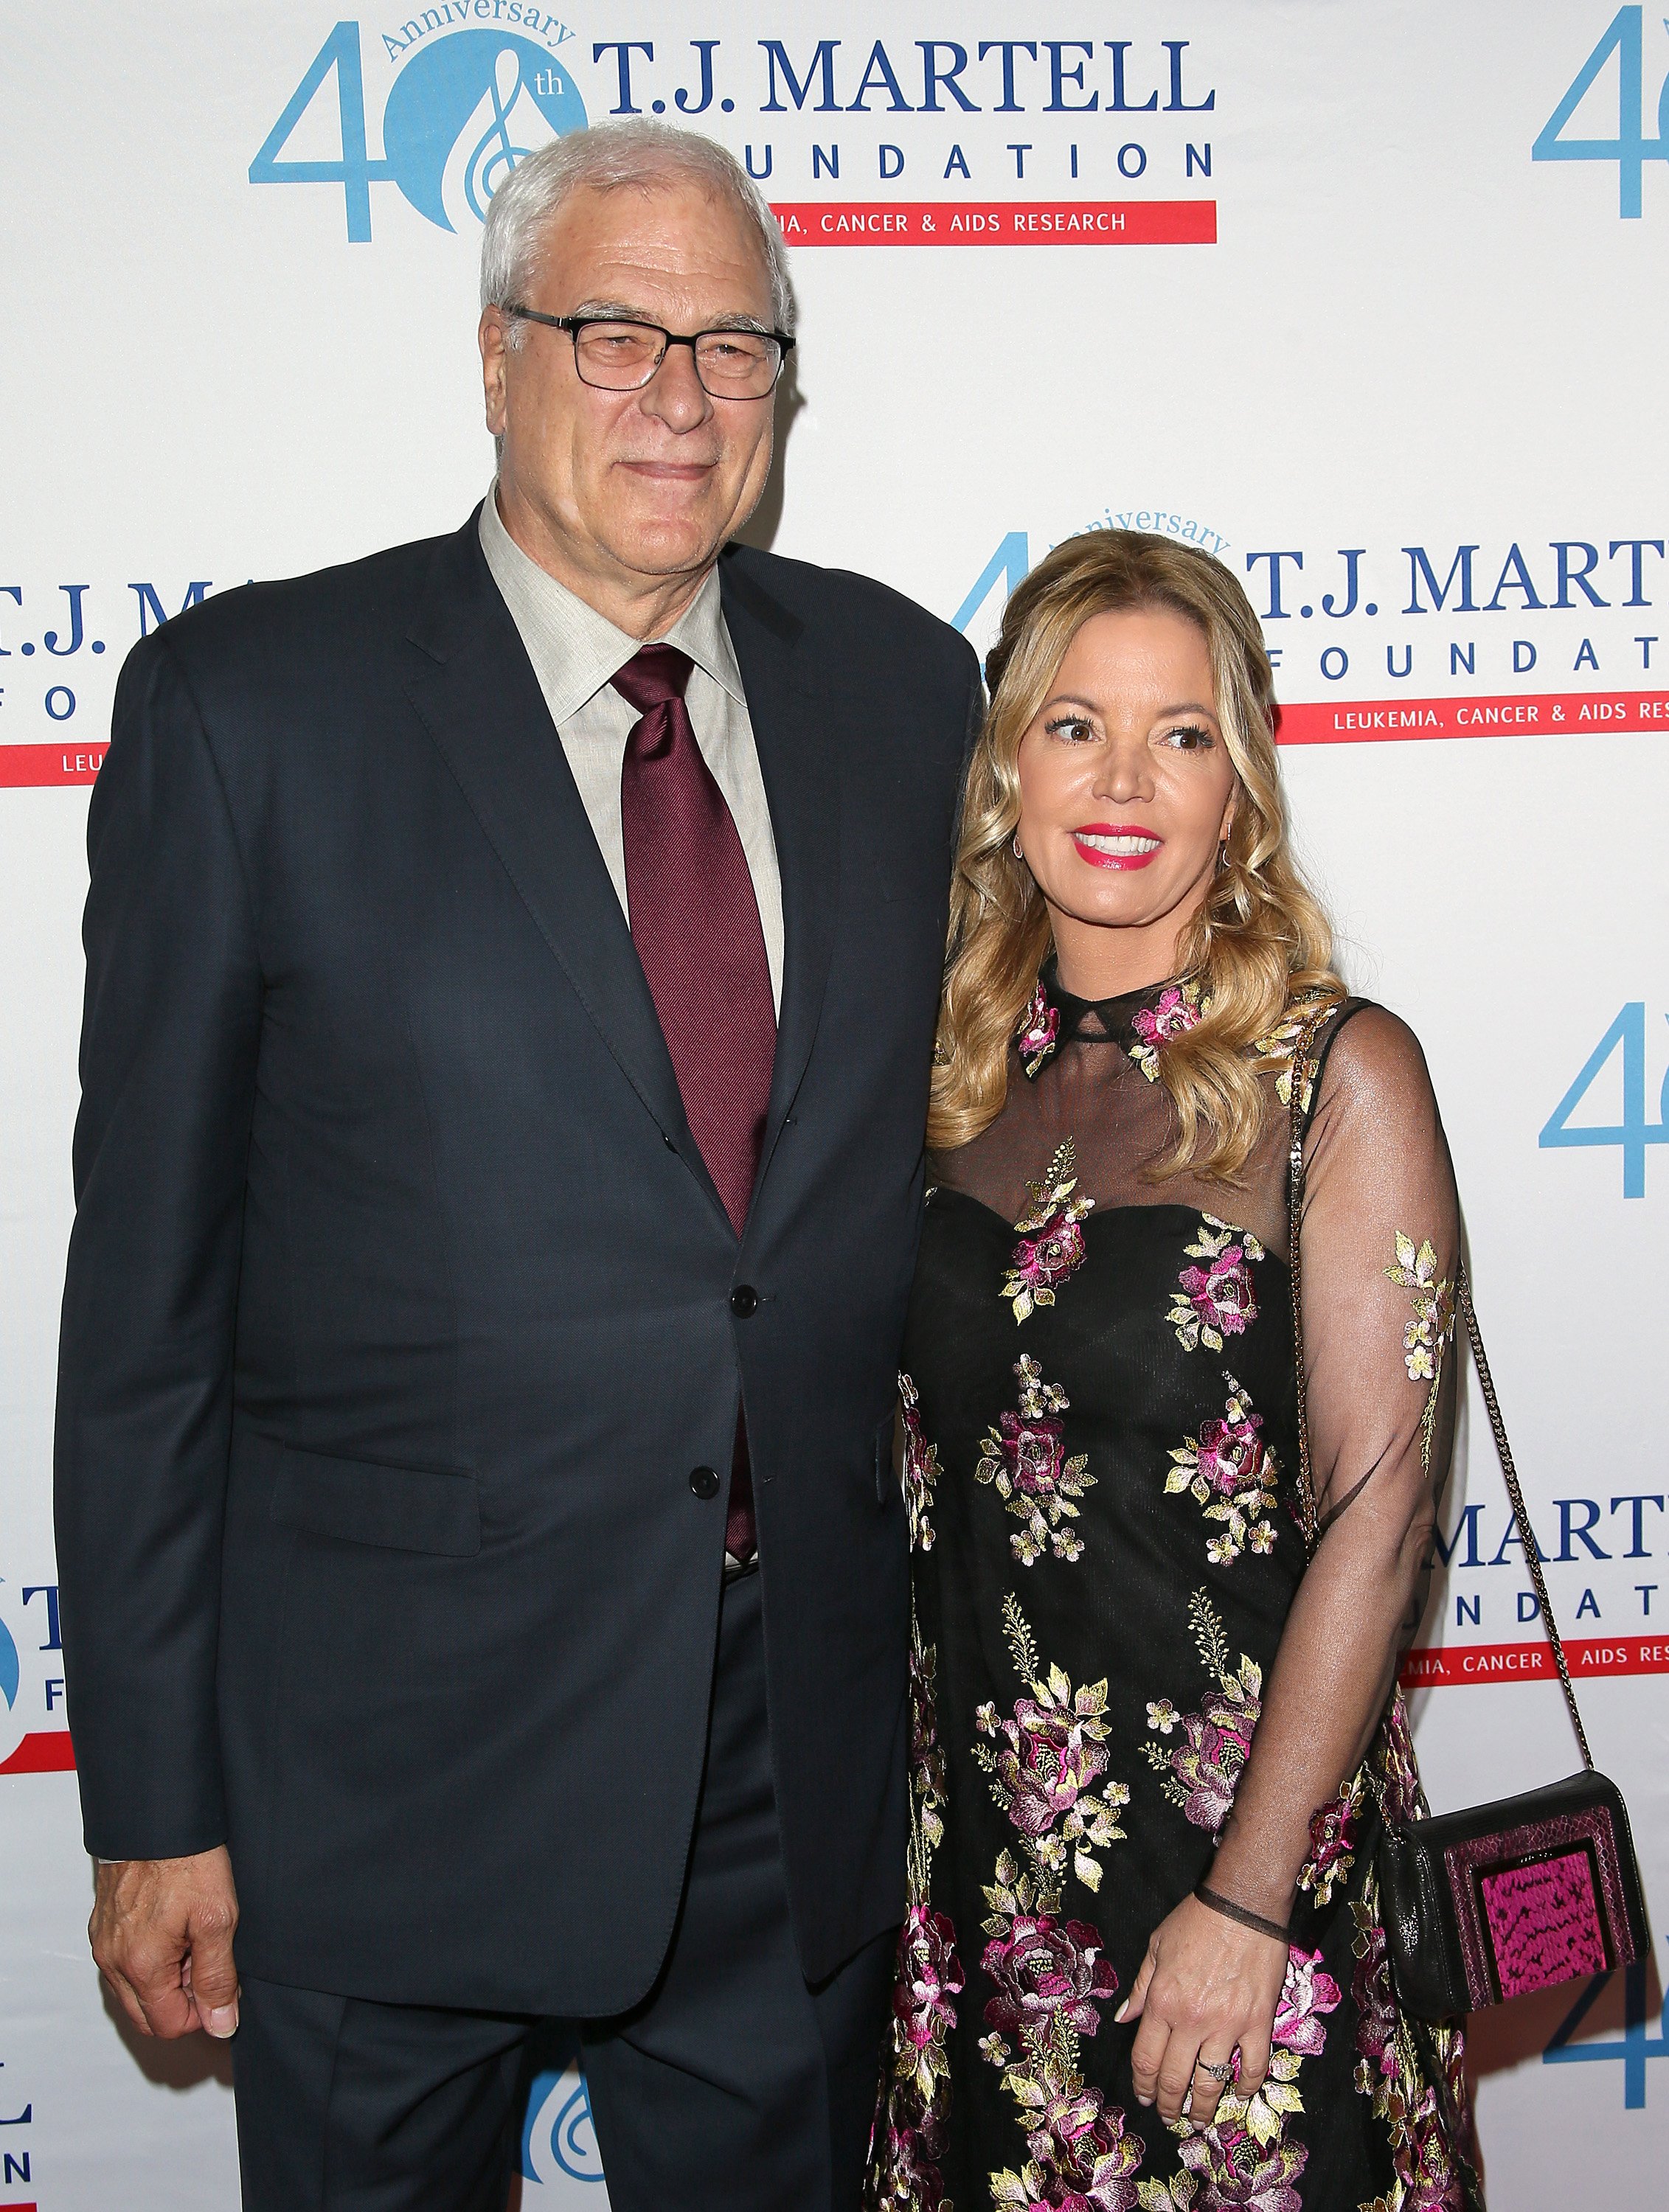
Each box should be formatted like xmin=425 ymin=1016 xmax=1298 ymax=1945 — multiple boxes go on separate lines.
xmin=1193 ymin=1882 xmax=1294 ymax=1945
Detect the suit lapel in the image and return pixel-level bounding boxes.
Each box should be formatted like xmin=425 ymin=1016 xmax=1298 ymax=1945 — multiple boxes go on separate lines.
xmin=405 ymin=515 xmax=728 ymax=1227
xmin=721 ymin=552 xmax=842 ymax=1198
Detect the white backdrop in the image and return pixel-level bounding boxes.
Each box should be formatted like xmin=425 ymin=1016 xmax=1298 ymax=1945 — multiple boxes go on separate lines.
xmin=2 ymin=4 xmax=1667 ymax=2205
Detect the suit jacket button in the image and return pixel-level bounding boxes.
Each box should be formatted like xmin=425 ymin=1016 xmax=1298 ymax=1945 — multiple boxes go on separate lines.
xmin=729 ymin=1284 xmax=759 ymax=1318
xmin=689 ymin=1465 xmax=720 ymax=1500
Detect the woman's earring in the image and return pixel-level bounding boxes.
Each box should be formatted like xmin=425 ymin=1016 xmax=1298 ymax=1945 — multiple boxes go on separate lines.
xmin=1216 ymin=838 xmax=1230 ymax=872
xmin=1012 ymin=833 xmax=1024 ymax=861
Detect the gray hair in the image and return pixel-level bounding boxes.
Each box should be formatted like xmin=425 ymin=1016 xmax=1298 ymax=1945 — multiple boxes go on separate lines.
xmin=480 ymin=120 xmax=796 ymax=339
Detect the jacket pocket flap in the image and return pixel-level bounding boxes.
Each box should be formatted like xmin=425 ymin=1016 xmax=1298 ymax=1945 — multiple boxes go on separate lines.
xmin=269 ymin=1446 xmax=481 ymax=1557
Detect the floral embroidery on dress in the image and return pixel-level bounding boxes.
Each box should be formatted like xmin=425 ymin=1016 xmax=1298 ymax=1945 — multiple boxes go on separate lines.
xmin=1385 ymin=1232 xmax=1457 ymax=1475
xmin=1127 ymin=980 xmax=1207 ymax=1082
xmin=869 ymin=1609 xmax=963 ymax=2212
xmin=1142 ymin=1590 xmax=1263 ymax=1832
xmin=1252 ymin=994 xmax=1339 ymax=1113
xmin=1164 ymin=1373 xmax=1280 ymax=1565
xmin=975 ymin=1596 xmax=1131 ymax=1894
xmin=1351 ymin=1872 xmax=1474 ymax=2212
xmin=978 ymin=1356 xmax=1097 ymax=1565
xmin=1018 ymin=979 xmax=1061 ymax=1079
xmin=1137 ymin=2123 xmax=1308 ymax=2212
xmin=898 ymin=1374 xmax=943 ymax=1554
xmin=1298 ymin=1773 xmax=1364 ymax=1907
xmin=1003 ymin=1141 xmax=1096 ymax=1324
xmin=1167 ymin=1220 xmax=1263 ymax=1352
xmin=989 ymin=2046 xmax=1145 ymax=2211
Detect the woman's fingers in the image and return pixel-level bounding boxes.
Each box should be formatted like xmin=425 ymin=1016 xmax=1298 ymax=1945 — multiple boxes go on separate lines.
xmin=1115 ymin=1939 xmax=1157 ymax=2025
xmin=1186 ymin=2044 xmax=1238 ymax=2129
xmin=1235 ymin=2018 xmax=1273 ymax=2101
xmin=1154 ymin=2023 xmax=1203 ymax=2124
xmin=1127 ymin=2000 xmax=1170 ymax=2107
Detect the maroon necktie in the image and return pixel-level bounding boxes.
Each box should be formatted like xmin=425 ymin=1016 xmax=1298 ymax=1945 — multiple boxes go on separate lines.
xmin=616 ymin=643 xmax=775 ymax=1561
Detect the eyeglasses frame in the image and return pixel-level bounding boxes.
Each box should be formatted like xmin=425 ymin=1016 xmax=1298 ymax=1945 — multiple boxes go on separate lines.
xmin=502 ymin=305 xmax=795 ymax=397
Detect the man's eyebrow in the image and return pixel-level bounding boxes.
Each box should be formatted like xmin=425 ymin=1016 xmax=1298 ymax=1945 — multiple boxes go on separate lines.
xmin=569 ymin=300 xmax=773 ymax=335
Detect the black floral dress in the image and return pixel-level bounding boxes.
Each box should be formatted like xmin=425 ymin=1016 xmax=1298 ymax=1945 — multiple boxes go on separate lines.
xmin=868 ymin=968 xmax=1482 ymax=2212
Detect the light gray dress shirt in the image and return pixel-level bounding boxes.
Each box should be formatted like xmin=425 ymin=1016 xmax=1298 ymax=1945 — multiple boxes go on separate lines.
xmin=478 ymin=489 xmax=785 ymax=1012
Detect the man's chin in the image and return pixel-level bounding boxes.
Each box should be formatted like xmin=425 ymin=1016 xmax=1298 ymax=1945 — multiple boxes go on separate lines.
xmin=605 ymin=515 xmax=732 ymax=581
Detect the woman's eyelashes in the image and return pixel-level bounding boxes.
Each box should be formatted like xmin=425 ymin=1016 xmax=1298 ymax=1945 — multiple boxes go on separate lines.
xmin=1043 ymin=712 xmax=1097 ymax=743
xmin=1038 ymin=712 xmax=1220 ymax=751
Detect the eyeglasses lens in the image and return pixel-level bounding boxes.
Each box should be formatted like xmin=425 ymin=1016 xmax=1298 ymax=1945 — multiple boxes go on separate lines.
xmin=573 ymin=323 xmax=781 ymax=397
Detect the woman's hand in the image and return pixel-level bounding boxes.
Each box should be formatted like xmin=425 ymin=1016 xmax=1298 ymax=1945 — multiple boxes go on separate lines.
xmin=1116 ymin=1892 xmax=1289 ymax=2127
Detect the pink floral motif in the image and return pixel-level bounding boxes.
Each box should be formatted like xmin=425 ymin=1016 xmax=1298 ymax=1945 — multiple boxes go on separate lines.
xmin=982 ymin=1913 xmax=1119 ymax=2039
xmin=870 ymin=2116 xmax=950 ymax=2212
xmin=1271 ymin=1947 xmax=1342 ymax=2057
xmin=1297 ymin=1777 xmax=1361 ymax=1906
xmin=1143 ymin=1592 xmax=1262 ymax=1833
xmin=1350 ymin=1897 xmax=1398 ymax=2095
xmin=1127 ymin=980 xmax=1204 ymax=1081
xmin=992 ymin=2051 xmax=1144 ymax=2211
xmin=1164 ymin=2123 xmax=1308 ymax=2212
xmin=978 ymin=1654 xmax=1129 ymax=1891
xmin=1167 ymin=1220 xmax=1264 ymax=1353
xmin=909 ymin=1621 xmax=947 ymax=1851
xmin=1019 ymin=981 xmax=1062 ymax=1079
xmin=979 ymin=1355 xmax=1097 ymax=1565
xmin=895 ymin=1903 xmax=965 ymax=2090
xmin=1004 ymin=1141 xmax=1095 ymax=1324
xmin=1164 ymin=1374 xmax=1280 ymax=1566
xmin=898 ymin=1373 xmax=941 ymax=1554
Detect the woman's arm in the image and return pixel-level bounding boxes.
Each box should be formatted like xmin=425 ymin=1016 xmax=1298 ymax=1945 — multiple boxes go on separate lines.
xmin=1120 ymin=1007 xmax=1460 ymax=2125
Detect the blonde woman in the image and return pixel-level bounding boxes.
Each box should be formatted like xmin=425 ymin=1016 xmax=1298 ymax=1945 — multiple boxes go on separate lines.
xmin=869 ymin=533 xmax=1481 ymax=2212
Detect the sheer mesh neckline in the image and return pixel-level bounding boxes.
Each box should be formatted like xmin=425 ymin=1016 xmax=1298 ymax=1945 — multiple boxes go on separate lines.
xmin=1035 ymin=955 xmax=1197 ymax=1051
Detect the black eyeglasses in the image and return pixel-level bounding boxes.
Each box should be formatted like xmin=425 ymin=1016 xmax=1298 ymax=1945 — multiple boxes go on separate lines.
xmin=504 ymin=307 xmax=794 ymax=399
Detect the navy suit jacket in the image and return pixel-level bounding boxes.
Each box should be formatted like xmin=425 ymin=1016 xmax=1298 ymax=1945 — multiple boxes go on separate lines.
xmin=54 ymin=511 xmax=980 ymax=2010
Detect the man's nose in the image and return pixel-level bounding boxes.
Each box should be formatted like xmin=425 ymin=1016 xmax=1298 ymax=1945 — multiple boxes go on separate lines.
xmin=639 ymin=343 xmax=713 ymax=431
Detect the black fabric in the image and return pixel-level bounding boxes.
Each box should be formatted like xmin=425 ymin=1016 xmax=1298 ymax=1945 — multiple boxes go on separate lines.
xmin=55 ymin=509 xmax=981 ymax=2008
xmin=868 ymin=972 xmax=1478 ymax=2211
xmin=234 ymin=1573 xmax=897 ymax=2211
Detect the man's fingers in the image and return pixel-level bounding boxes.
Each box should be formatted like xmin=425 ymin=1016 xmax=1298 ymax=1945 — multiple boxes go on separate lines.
xmin=186 ymin=1901 xmax=242 ymax=2039
xmin=96 ymin=1959 xmax=156 ymax=2039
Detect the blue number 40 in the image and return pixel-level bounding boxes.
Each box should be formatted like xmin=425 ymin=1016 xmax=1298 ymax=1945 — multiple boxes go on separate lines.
xmin=1546 ymin=1958 xmax=1669 ymax=2107
xmin=249 ymin=22 xmax=393 ymax=244
xmin=1533 ymin=6 xmax=1669 ymax=218
xmin=1539 ymin=1003 xmax=1669 ymax=1199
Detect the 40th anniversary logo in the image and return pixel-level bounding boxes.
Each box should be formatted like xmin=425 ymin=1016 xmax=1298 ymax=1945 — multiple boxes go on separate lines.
xmin=248 ymin=14 xmax=1221 ymax=246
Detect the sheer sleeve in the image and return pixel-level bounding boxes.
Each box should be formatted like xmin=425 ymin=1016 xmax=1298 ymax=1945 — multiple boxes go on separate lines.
xmin=1204 ymin=1006 xmax=1461 ymax=1920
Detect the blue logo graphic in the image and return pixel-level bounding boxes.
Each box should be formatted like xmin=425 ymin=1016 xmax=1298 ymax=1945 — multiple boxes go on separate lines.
xmin=1540 ymin=1002 xmax=1669 ymax=1197
xmin=384 ymin=33 xmax=586 ymax=232
xmin=1533 ymin=6 xmax=1669 ymax=217
xmin=252 ymin=22 xmax=586 ymax=243
xmin=0 ymin=1611 xmax=17 ymax=1713
xmin=522 ymin=2067 xmax=605 ymax=2185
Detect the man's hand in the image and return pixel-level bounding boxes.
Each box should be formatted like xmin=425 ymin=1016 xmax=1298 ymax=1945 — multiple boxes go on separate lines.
xmin=89 ymin=1847 xmax=241 ymax=2039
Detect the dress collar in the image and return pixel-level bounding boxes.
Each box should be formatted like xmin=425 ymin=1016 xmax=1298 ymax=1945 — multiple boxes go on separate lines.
xmin=1016 ymin=956 xmax=1207 ymax=1081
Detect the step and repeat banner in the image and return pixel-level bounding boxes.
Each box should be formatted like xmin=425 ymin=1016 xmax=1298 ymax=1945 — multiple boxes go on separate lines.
xmin=2 ymin=2 xmax=1666 ymax=2205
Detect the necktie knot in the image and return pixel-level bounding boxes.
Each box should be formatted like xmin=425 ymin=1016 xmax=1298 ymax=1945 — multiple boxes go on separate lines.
xmin=612 ymin=641 xmax=694 ymax=717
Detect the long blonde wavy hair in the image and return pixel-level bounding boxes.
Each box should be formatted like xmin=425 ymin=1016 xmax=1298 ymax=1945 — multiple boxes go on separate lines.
xmin=930 ymin=529 xmax=1343 ymax=1181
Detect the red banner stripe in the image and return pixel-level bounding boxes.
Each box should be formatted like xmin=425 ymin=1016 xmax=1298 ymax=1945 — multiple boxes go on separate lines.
xmin=0 ymin=743 xmax=106 ymax=787
xmin=770 ymin=200 xmax=1216 ymax=247
xmin=1400 ymin=1635 xmax=1669 ymax=1688
xmin=1277 ymin=690 xmax=1669 ymax=745
xmin=0 ymin=1731 xmax=76 ymax=1774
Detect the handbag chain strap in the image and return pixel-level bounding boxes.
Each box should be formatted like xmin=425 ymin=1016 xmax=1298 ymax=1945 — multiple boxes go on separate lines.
xmin=1285 ymin=1001 xmax=1595 ymax=1773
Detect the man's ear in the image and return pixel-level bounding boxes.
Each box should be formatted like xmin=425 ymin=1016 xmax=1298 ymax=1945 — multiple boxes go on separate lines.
xmin=479 ymin=309 xmax=510 ymax=437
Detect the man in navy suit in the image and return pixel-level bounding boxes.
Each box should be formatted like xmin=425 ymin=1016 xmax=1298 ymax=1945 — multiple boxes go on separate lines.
xmin=55 ymin=122 xmax=978 ymax=2209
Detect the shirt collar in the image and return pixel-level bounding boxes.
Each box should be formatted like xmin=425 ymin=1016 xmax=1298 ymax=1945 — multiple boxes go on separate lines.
xmin=479 ymin=483 xmax=744 ymax=723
